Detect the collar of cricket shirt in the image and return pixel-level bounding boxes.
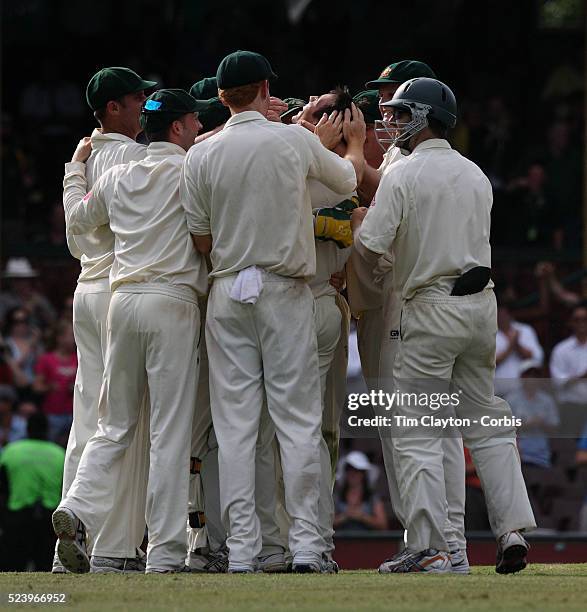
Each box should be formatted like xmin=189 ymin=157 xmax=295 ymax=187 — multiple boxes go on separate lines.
xmin=90 ymin=128 xmax=137 ymax=146
xmin=411 ymin=138 xmax=452 ymax=153
xmin=146 ymin=141 xmax=187 ymax=157
xmin=224 ymin=110 xmax=267 ymax=128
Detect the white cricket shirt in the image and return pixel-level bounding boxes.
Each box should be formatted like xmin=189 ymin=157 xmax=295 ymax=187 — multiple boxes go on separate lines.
xmin=180 ymin=110 xmax=357 ymax=280
xmin=63 ymin=141 xmax=208 ymax=296
xmin=358 ymin=139 xmax=493 ymax=300
xmin=65 ymin=129 xmax=147 ymax=287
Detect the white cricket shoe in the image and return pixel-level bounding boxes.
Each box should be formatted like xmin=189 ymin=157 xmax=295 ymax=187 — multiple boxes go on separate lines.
xmin=90 ymin=553 xmax=146 ymax=573
xmin=146 ymin=565 xmax=191 ymax=574
xmin=227 ymin=561 xmax=257 ymax=574
xmin=496 ymin=531 xmax=529 ymax=574
xmin=449 ymin=548 xmax=471 ymax=574
xmin=257 ymin=551 xmax=287 ymax=573
xmin=52 ymin=507 xmax=90 ymax=574
xmin=381 ymin=549 xmax=451 ymax=573
xmin=292 ymin=550 xmax=322 ymax=573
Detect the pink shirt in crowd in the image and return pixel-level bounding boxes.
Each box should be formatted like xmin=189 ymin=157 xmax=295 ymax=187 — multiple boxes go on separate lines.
xmin=35 ymin=352 xmax=77 ymax=415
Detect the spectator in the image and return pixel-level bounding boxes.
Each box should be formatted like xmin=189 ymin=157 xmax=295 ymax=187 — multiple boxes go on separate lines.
xmin=464 ymin=447 xmax=490 ymax=531
xmin=509 ymin=360 xmax=559 ymax=469
xmin=505 ymin=163 xmax=558 ymax=248
xmin=495 ymin=300 xmax=544 ymax=397
xmin=576 ymin=422 xmax=587 ymax=532
xmin=543 ymin=121 xmax=583 ymax=248
xmin=0 ymin=258 xmax=57 ymax=330
xmin=549 ymin=303 xmax=587 ymax=436
xmin=0 ymin=385 xmax=23 ymax=449
xmin=0 ymin=412 xmax=65 ymax=571
xmin=0 ymin=334 xmax=30 ymax=388
xmin=334 ymin=451 xmax=387 ymax=531
xmin=2 ymin=307 xmax=42 ymax=385
xmin=33 ymin=321 xmax=76 ymax=444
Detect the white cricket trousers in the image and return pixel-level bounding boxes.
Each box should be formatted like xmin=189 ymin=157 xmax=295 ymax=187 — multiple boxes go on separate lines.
xmin=63 ymin=284 xmax=200 ymax=571
xmin=314 ymin=295 xmax=342 ymax=555
xmin=206 ymin=275 xmax=324 ymax=566
xmin=64 ymin=284 xmax=149 ymax=558
xmin=188 ymin=300 xmax=283 ymax=556
xmin=379 ymin=286 xmax=466 ymax=550
xmin=392 ymin=289 xmax=536 ymax=552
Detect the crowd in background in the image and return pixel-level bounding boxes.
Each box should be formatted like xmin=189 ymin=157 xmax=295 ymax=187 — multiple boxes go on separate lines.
xmin=0 ymin=0 xmax=585 ymax=569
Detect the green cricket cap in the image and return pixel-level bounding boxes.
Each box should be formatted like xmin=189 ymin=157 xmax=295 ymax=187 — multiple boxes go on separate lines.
xmin=281 ymin=97 xmax=307 ymax=121
xmin=353 ymin=90 xmax=380 ymax=124
xmin=140 ymin=89 xmax=206 ymax=132
xmin=365 ymin=60 xmax=436 ymax=89
xmin=216 ymin=50 xmax=277 ymax=89
xmin=189 ymin=77 xmax=219 ymax=101
xmin=189 ymin=77 xmax=231 ymax=132
xmin=86 ymin=67 xmax=157 ymax=111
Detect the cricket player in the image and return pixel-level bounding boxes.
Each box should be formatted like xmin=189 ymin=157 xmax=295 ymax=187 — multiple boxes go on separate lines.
xmin=353 ymin=77 xmax=536 ymax=573
xmin=346 ymin=62 xmax=469 ymax=573
xmin=53 ymin=89 xmax=208 ymax=573
xmin=181 ymin=50 xmax=365 ymax=573
xmin=185 ymin=77 xmax=290 ymax=574
xmin=56 ymin=67 xmax=156 ymax=574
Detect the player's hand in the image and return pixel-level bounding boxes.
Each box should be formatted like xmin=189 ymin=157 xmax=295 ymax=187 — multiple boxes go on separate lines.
xmin=315 ymin=110 xmax=343 ymax=151
xmin=297 ymin=118 xmax=316 ymax=133
xmin=351 ymin=206 xmax=368 ymax=234
xmin=71 ymin=137 xmax=92 ymax=163
xmin=267 ymin=96 xmax=288 ymax=122
xmin=329 ymin=269 xmax=346 ymax=292
xmin=343 ymin=103 xmax=366 ymax=149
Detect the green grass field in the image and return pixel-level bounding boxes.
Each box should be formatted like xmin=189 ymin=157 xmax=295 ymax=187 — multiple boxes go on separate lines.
xmin=0 ymin=565 xmax=586 ymax=612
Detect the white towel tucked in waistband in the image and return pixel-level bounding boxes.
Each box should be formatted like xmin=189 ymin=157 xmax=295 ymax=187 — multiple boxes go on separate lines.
xmin=230 ymin=266 xmax=264 ymax=304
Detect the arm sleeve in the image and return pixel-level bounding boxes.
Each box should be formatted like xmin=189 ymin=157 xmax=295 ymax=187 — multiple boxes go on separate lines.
xmin=357 ymin=171 xmax=404 ymax=255
xmin=62 ymin=162 xmax=86 ymax=259
xmin=63 ymin=163 xmax=110 ymax=235
xmin=299 ymin=127 xmax=357 ymax=195
xmin=180 ymin=150 xmax=211 ymax=236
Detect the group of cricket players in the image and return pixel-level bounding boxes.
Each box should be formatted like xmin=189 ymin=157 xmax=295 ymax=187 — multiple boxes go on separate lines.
xmin=51 ymin=49 xmax=537 ymax=575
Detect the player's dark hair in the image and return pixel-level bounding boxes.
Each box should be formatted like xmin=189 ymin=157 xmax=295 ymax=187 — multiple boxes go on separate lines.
xmin=27 ymin=412 xmax=48 ymax=440
xmin=428 ymin=117 xmax=448 ymax=139
xmin=323 ymin=85 xmax=353 ymax=116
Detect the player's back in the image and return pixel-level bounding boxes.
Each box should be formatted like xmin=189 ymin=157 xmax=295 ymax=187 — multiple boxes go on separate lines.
xmin=106 ymin=142 xmax=207 ymax=295
xmin=183 ymin=111 xmax=356 ymax=280
xmin=383 ymin=139 xmax=493 ymax=299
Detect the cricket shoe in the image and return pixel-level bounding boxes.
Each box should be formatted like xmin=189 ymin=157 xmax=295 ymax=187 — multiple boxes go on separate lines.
xmin=449 ymin=548 xmax=470 ymax=574
xmin=52 ymin=506 xmax=90 ymax=574
xmin=292 ymin=551 xmax=322 ymax=573
xmin=189 ymin=547 xmax=229 ymax=573
xmin=321 ymin=554 xmax=339 ymax=574
xmin=257 ymin=551 xmax=287 ymax=573
xmin=146 ymin=565 xmax=191 ymax=574
xmin=90 ymin=554 xmax=147 ymax=574
xmin=378 ymin=548 xmax=412 ymax=573
xmin=495 ymin=531 xmax=529 ymax=575
xmin=227 ymin=561 xmax=257 ymax=574
xmin=51 ymin=552 xmax=67 ymax=574
xmin=383 ymin=549 xmax=451 ymax=573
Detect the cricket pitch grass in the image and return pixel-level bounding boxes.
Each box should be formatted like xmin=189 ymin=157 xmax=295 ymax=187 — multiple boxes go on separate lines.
xmin=0 ymin=564 xmax=586 ymax=612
